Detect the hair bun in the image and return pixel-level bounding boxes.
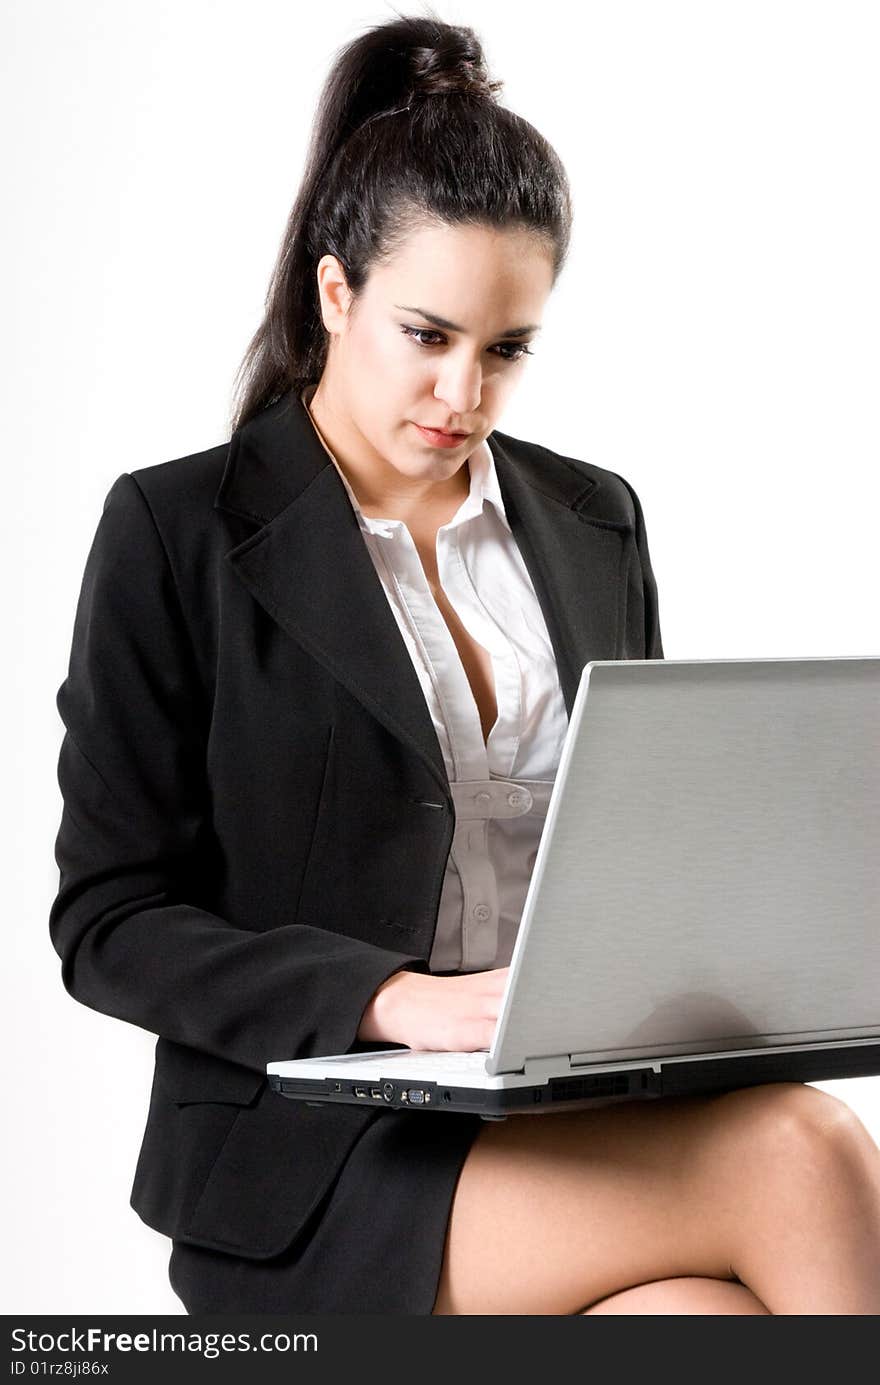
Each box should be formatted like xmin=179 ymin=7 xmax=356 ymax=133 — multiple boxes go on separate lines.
xmin=408 ymin=36 xmax=503 ymax=102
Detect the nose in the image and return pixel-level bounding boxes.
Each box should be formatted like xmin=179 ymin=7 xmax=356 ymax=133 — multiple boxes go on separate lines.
xmin=433 ymin=356 xmax=482 ymax=418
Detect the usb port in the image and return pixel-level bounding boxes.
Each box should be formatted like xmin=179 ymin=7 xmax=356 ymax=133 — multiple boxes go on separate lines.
xmin=370 ymin=1088 xmax=383 ymax=1099
xmin=354 ymin=1086 xmax=368 ymax=1097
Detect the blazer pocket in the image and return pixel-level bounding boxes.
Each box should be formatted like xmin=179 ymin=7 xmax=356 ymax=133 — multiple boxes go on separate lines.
xmin=179 ymin=1086 xmax=381 ymax=1259
xmin=154 ymin=1037 xmax=266 ymax=1107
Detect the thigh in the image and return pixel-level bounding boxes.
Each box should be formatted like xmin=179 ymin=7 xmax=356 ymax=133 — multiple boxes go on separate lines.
xmin=431 ymin=1081 xmax=816 ymax=1315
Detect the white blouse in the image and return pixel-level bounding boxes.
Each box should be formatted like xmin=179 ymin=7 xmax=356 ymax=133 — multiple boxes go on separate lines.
xmin=301 ymin=385 xmax=569 ymax=973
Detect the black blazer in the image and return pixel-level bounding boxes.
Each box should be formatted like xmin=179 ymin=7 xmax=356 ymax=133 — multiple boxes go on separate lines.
xmin=49 ymin=387 xmax=664 ymax=1260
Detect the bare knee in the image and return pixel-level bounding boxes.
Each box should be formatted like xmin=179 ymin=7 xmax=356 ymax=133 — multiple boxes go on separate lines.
xmin=730 ymin=1083 xmax=873 ymax=1162
xmin=703 ymin=1081 xmax=879 ymax=1208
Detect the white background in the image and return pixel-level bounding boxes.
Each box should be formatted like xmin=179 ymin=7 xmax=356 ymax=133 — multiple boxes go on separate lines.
xmin=3 ymin=0 xmax=878 ymax=1313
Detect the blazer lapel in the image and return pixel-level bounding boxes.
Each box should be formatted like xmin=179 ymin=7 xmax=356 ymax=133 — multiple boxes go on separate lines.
xmin=214 ymin=388 xmax=629 ymax=798
xmin=488 ymin=430 xmax=630 ymax=717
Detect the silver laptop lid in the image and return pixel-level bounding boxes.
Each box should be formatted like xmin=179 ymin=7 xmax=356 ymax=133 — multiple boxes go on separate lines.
xmin=489 ymin=657 xmax=880 ymax=1076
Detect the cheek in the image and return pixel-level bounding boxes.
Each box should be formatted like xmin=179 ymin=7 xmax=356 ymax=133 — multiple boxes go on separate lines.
xmin=379 ymin=337 xmax=437 ymax=409
xmin=346 ymin=332 xmax=416 ymax=433
xmin=354 ymin=322 xmax=419 ymax=390
xmin=478 ymin=368 xmax=510 ymax=412
xmin=494 ymin=368 xmax=519 ymax=401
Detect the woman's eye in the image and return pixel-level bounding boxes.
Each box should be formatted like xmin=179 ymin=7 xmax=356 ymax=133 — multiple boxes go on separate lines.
xmin=400 ymin=325 xmax=534 ymax=361
xmin=493 ymin=341 xmax=534 ymax=361
xmin=401 ymin=326 xmax=445 ymax=347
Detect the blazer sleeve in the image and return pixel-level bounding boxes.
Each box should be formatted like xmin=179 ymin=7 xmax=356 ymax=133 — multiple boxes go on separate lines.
xmin=615 ymin=472 xmax=664 ymax=660
xmin=49 ymin=473 xmax=431 ymax=1075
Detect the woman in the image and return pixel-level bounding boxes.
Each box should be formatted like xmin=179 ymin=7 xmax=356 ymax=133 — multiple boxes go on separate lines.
xmin=50 ymin=14 xmax=880 ymax=1315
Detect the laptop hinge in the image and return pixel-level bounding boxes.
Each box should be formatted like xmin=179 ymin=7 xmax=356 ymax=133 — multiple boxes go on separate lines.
xmin=523 ymin=1055 xmax=571 ymax=1079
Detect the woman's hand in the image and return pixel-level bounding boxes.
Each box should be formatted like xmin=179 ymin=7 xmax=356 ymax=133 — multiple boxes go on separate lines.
xmin=357 ymin=967 xmax=510 ymax=1052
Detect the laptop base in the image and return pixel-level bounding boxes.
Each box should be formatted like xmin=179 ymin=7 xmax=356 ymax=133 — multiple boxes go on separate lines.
xmin=268 ymin=1041 xmax=880 ymax=1118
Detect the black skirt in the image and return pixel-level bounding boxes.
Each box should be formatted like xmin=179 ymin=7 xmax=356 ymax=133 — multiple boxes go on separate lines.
xmin=167 ymin=1105 xmax=485 ymax=1314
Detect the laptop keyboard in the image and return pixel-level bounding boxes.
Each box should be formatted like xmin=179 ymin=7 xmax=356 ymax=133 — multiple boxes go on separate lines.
xmin=343 ymin=1050 xmax=490 ymax=1074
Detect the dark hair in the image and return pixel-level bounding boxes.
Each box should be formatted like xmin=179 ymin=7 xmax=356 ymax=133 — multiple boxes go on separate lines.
xmin=228 ymin=11 xmax=573 ymax=433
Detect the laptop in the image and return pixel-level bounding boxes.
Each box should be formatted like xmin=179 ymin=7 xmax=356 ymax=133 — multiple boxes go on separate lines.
xmin=267 ymin=656 xmax=880 ymax=1119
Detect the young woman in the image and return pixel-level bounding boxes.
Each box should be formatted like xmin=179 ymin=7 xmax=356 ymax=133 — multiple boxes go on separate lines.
xmin=50 ymin=15 xmax=880 ymax=1316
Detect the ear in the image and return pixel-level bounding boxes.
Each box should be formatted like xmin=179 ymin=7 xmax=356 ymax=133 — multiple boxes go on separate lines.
xmin=315 ymin=254 xmax=354 ymax=335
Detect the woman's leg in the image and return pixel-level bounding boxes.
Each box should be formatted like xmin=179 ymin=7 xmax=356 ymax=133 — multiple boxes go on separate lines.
xmin=430 ymin=1081 xmax=880 ymax=1315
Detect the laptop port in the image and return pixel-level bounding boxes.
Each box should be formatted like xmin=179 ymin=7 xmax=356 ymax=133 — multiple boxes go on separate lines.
xmin=370 ymin=1088 xmax=383 ymax=1099
xmin=407 ymin=1089 xmax=425 ymax=1104
xmin=354 ymin=1086 xmax=368 ymax=1097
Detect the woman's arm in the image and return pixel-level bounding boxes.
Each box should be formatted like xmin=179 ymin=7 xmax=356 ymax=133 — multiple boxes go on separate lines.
xmin=49 ymin=473 xmax=430 ymax=1075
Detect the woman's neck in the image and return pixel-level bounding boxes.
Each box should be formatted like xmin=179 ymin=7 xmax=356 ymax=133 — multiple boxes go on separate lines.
xmin=305 ymin=381 xmax=471 ymax=524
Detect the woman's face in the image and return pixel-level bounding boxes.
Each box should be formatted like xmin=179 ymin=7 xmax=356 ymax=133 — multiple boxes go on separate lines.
xmin=313 ymin=219 xmax=555 ymax=494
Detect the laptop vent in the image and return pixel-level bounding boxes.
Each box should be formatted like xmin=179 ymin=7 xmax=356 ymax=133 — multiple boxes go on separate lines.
xmin=549 ymin=1071 xmax=644 ymax=1102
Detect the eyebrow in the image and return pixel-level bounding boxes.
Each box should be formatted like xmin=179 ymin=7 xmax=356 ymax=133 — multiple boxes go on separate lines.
xmin=394 ymin=304 xmax=541 ymax=338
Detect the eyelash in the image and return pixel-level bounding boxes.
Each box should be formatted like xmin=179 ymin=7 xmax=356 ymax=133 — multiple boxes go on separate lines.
xmin=400 ymin=324 xmax=535 ymax=361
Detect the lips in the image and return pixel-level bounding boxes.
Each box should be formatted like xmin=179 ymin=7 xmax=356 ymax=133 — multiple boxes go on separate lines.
xmin=412 ymin=422 xmax=471 ymax=449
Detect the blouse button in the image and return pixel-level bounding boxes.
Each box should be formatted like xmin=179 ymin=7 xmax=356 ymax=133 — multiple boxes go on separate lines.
xmin=508 ymin=789 xmax=531 ymax=810
xmin=475 ymin=791 xmax=491 ymax=809
xmin=472 ymin=904 xmax=491 ymax=921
